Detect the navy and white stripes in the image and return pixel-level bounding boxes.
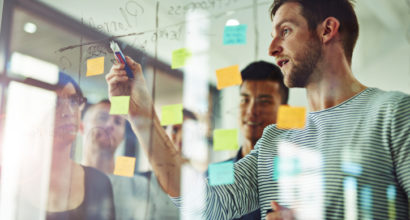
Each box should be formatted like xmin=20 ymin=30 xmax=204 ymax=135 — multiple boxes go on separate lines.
xmin=172 ymin=88 xmax=410 ymax=219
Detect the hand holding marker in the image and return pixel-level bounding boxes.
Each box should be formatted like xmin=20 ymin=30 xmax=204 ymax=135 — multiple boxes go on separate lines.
xmin=110 ymin=40 xmax=134 ymax=79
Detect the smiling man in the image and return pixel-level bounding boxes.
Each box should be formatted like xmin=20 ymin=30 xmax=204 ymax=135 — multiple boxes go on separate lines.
xmin=225 ymin=61 xmax=288 ymax=220
xmin=238 ymin=61 xmax=288 ymax=160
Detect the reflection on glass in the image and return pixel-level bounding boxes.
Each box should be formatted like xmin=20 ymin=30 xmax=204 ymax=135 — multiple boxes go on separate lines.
xmin=277 ymin=141 xmax=323 ymax=219
xmin=180 ymin=9 xmax=210 ymax=220
xmin=342 ymin=161 xmax=362 ymax=176
xmin=0 ymin=82 xmax=56 ymax=220
xmin=9 ymin=52 xmax=59 ymax=84
xmin=387 ymin=185 xmax=396 ymax=219
xmin=344 ymin=177 xmax=357 ymax=220
xmin=360 ymin=185 xmax=372 ymax=220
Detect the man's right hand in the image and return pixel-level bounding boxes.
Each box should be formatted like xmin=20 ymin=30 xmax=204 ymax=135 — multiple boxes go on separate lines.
xmin=106 ymin=56 xmax=182 ymax=196
xmin=105 ymin=56 xmax=153 ymax=118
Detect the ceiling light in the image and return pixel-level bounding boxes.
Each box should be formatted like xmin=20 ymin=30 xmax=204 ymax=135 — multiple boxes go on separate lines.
xmin=225 ymin=19 xmax=240 ymax=26
xmin=23 ymin=22 xmax=37 ymax=34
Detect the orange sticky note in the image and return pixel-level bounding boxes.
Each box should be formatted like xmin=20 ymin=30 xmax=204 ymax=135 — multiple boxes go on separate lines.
xmin=113 ymin=156 xmax=136 ymax=177
xmin=215 ymin=65 xmax=242 ymax=90
xmin=276 ymin=105 xmax=306 ymax=129
xmin=86 ymin=56 xmax=105 ymax=76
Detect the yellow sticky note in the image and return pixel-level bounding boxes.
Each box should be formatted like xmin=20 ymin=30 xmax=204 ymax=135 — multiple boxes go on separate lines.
xmin=86 ymin=56 xmax=105 ymax=76
xmin=113 ymin=156 xmax=136 ymax=177
xmin=160 ymin=104 xmax=183 ymax=126
xmin=172 ymin=48 xmax=192 ymax=69
xmin=215 ymin=65 xmax=242 ymax=90
xmin=276 ymin=105 xmax=306 ymax=129
xmin=109 ymin=96 xmax=130 ymax=115
xmin=213 ymin=129 xmax=239 ymax=151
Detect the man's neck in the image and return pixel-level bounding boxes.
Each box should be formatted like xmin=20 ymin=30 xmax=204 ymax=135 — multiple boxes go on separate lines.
xmin=241 ymin=139 xmax=256 ymax=158
xmin=306 ymin=53 xmax=367 ymax=112
xmin=83 ymin=145 xmax=115 ymax=174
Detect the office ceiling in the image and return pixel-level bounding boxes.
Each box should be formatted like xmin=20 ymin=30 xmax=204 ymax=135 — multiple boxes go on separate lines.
xmin=9 ymin=0 xmax=410 ymax=104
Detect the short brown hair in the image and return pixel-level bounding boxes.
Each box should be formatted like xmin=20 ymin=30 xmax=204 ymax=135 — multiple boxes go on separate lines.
xmin=270 ymin=0 xmax=359 ymax=64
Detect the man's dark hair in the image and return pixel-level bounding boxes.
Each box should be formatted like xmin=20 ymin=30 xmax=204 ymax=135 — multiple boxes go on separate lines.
xmin=270 ymin=0 xmax=359 ymax=64
xmin=81 ymin=99 xmax=110 ymax=119
xmin=241 ymin=61 xmax=289 ymax=104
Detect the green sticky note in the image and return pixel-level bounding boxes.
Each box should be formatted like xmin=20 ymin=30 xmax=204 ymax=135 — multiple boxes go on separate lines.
xmin=109 ymin=96 xmax=130 ymax=115
xmin=171 ymin=48 xmax=192 ymax=69
xmin=273 ymin=156 xmax=301 ymax=181
xmin=209 ymin=161 xmax=234 ymax=186
xmin=213 ymin=129 xmax=239 ymax=151
xmin=160 ymin=104 xmax=183 ymax=126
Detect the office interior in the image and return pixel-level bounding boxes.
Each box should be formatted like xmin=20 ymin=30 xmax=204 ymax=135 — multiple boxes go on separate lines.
xmin=0 ymin=0 xmax=409 ymax=219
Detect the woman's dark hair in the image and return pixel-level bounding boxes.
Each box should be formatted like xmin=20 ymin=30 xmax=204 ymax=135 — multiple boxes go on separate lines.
xmin=57 ymin=71 xmax=86 ymax=104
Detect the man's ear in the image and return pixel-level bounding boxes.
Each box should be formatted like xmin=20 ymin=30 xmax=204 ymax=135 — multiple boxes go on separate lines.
xmin=319 ymin=17 xmax=340 ymax=44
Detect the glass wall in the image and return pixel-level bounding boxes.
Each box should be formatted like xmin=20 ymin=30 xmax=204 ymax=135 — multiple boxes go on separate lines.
xmin=0 ymin=0 xmax=409 ymax=219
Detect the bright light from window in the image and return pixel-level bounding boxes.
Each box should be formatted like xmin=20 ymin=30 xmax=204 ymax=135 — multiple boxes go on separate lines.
xmin=23 ymin=22 xmax=37 ymax=34
xmin=225 ymin=19 xmax=240 ymax=26
xmin=10 ymin=52 xmax=59 ymax=84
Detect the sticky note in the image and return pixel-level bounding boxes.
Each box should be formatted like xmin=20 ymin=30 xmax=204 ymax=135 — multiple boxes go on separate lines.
xmin=223 ymin=24 xmax=247 ymax=45
xmin=209 ymin=161 xmax=234 ymax=186
xmin=160 ymin=104 xmax=183 ymax=126
xmin=273 ymin=156 xmax=301 ymax=180
xmin=276 ymin=105 xmax=306 ymax=129
xmin=213 ymin=129 xmax=239 ymax=151
xmin=171 ymin=48 xmax=192 ymax=69
xmin=113 ymin=156 xmax=136 ymax=177
xmin=109 ymin=96 xmax=130 ymax=115
xmin=215 ymin=65 xmax=242 ymax=90
xmin=86 ymin=56 xmax=105 ymax=76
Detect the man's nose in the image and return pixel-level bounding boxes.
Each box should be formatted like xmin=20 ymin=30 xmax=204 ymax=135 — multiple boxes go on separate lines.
xmin=269 ymin=37 xmax=283 ymax=57
xmin=246 ymin=100 xmax=259 ymax=116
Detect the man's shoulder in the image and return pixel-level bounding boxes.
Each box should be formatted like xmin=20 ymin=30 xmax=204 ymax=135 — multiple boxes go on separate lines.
xmin=260 ymin=124 xmax=288 ymax=141
xmin=366 ymin=88 xmax=410 ymax=114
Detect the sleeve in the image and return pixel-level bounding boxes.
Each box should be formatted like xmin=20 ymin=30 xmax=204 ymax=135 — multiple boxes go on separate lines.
xmin=390 ymin=94 xmax=410 ymax=200
xmin=170 ymin=145 xmax=260 ymax=219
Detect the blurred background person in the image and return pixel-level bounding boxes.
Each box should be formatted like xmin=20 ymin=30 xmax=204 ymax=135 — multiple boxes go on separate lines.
xmin=81 ymin=100 xmax=179 ymax=220
xmin=165 ymin=108 xmax=208 ymax=172
xmin=47 ymin=72 xmax=114 ymax=220
xmin=235 ymin=61 xmax=288 ymax=160
xmin=223 ymin=61 xmax=288 ymax=220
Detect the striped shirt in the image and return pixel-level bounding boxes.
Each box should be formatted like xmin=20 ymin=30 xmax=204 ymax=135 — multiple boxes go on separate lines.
xmin=172 ymin=88 xmax=410 ymax=219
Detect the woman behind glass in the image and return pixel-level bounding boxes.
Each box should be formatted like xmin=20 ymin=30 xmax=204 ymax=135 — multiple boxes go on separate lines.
xmin=46 ymin=72 xmax=115 ymax=220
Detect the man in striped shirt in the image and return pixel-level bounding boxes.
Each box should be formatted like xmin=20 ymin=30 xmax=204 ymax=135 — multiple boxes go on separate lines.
xmin=105 ymin=0 xmax=409 ymax=219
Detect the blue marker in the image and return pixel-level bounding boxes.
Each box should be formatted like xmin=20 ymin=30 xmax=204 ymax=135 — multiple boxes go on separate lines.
xmin=110 ymin=40 xmax=134 ymax=78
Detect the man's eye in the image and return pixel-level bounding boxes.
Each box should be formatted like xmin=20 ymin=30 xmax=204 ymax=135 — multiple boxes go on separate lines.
xmin=114 ymin=117 xmax=124 ymax=126
xmin=282 ymin=28 xmax=290 ymax=37
xmin=240 ymin=98 xmax=249 ymax=104
xmin=97 ymin=114 xmax=109 ymax=122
